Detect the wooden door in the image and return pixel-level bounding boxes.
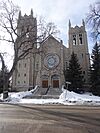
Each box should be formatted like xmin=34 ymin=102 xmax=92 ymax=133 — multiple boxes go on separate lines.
xmin=42 ymin=80 xmax=48 ymax=88
xmin=53 ymin=80 xmax=59 ymax=88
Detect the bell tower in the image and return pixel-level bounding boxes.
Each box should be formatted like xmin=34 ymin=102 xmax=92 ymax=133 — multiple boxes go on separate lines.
xmin=12 ymin=10 xmax=37 ymax=91
xmin=17 ymin=9 xmax=37 ymax=47
xmin=68 ymin=20 xmax=90 ymax=84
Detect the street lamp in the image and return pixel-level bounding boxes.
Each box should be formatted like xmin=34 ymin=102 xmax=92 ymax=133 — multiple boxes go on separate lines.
xmin=66 ymin=81 xmax=71 ymax=90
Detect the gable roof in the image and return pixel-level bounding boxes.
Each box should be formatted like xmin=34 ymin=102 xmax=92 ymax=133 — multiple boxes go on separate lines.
xmin=41 ymin=35 xmax=61 ymax=45
xmin=39 ymin=34 xmax=68 ymax=50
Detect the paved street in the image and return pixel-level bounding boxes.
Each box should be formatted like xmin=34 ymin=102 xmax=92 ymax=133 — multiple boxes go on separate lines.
xmin=0 ymin=104 xmax=100 ymax=133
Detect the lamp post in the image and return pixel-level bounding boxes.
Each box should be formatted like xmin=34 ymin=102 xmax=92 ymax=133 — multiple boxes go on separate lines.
xmin=63 ymin=81 xmax=71 ymax=100
xmin=66 ymin=81 xmax=71 ymax=90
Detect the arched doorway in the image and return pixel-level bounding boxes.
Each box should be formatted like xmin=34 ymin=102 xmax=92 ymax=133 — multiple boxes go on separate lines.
xmin=51 ymin=75 xmax=59 ymax=88
xmin=42 ymin=75 xmax=48 ymax=88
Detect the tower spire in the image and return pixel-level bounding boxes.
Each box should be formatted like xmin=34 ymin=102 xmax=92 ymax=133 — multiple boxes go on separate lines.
xmin=31 ymin=9 xmax=33 ymax=16
xmin=82 ymin=19 xmax=85 ymax=27
xmin=69 ymin=19 xmax=71 ymax=28
xmin=18 ymin=10 xmax=21 ymax=19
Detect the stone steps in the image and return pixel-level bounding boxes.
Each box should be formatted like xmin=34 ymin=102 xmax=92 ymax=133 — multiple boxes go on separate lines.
xmin=47 ymin=88 xmax=62 ymax=95
xmin=24 ymin=95 xmax=59 ymax=99
xmin=24 ymin=86 xmax=62 ymax=99
xmin=33 ymin=87 xmax=62 ymax=96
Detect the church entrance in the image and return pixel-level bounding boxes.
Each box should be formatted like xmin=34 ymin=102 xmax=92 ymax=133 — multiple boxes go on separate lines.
xmin=51 ymin=75 xmax=59 ymax=88
xmin=42 ymin=75 xmax=48 ymax=88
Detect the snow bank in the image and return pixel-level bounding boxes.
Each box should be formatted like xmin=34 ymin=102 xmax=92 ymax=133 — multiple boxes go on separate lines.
xmin=0 ymin=86 xmax=100 ymax=105
xmin=59 ymin=88 xmax=100 ymax=105
xmin=0 ymin=86 xmax=38 ymax=103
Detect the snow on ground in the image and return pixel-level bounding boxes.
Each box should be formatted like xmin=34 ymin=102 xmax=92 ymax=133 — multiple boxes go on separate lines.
xmin=0 ymin=86 xmax=100 ymax=105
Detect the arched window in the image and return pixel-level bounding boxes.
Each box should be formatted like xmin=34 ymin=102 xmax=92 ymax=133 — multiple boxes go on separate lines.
xmin=42 ymin=75 xmax=48 ymax=79
xmin=65 ymin=61 xmax=68 ymax=69
xmin=51 ymin=75 xmax=59 ymax=79
xmin=21 ymin=26 xmax=24 ymax=33
xmin=18 ymin=73 xmax=20 ymax=77
xmin=73 ymin=35 xmax=76 ymax=45
xmin=79 ymin=34 xmax=82 ymax=45
xmin=27 ymin=27 xmax=29 ymax=32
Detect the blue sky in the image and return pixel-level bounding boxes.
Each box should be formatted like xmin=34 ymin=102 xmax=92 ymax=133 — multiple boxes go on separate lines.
xmin=12 ymin=0 xmax=96 ymax=52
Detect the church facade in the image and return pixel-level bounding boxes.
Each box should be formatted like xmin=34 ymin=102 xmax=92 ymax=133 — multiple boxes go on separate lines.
xmin=12 ymin=11 xmax=90 ymax=91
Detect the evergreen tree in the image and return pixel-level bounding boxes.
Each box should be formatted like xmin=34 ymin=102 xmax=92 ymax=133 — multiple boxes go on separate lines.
xmin=90 ymin=42 xmax=100 ymax=95
xmin=64 ymin=52 xmax=84 ymax=92
xmin=0 ymin=70 xmax=3 ymax=93
xmin=0 ymin=67 xmax=9 ymax=94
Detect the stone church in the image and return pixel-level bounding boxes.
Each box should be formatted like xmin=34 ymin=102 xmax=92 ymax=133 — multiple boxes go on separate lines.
xmin=12 ymin=10 xmax=90 ymax=92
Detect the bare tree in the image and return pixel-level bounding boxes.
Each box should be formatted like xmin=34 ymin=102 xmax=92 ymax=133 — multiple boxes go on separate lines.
xmin=38 ymin=17 xmax=60 ymax=41
xmin=0 ymin=0 xmax=59 ymax=98
xmin=86 ymin=1 xmax=100 ymax=41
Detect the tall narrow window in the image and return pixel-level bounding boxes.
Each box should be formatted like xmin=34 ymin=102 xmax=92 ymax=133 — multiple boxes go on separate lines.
xmin=79 ymin=34 xmax=82 ymax=45
xmin=73 ymin=35 xmax=76 ymax=45
xmin=65 ymin=62 xmax=68 ymax=69
xmin=83 ymin=71 xmax=85 ymax=74
xmin=18 ymin=81 xmax=20 ymax=84
xmin=24 ymin=73 xmax=26 ymax=77
xmin=18 ymin=73 xmax=20 ymax=77
xmin=36 ymin=63 xmax=39 ymax=70
xmin=27 ymin=27 xmax=29 ymax=32
xmin=24 ymin=63 xmax=26 ymax=68
xmin=21 ymin=26 xmax=24 ymax=34
xmin=26 ymin=26 xmax=30 ymax=38
xmin=26 ymin=32 xmax=29 ymax=38
xmin=19 ymin=63 xmax=21 ymax=68
xmin=82 ymin=53 xmax=83 ymax=58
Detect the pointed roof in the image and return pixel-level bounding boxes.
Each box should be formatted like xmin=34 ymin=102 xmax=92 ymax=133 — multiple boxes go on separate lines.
xmin=41 ymin=35 xmax=61 ymax=45
xmin=31 ymin=9 xmax=33 ymax=16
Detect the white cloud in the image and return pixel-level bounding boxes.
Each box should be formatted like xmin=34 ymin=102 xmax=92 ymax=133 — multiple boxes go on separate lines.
xmin=1 ymin=0 xmax=97 ymax=62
